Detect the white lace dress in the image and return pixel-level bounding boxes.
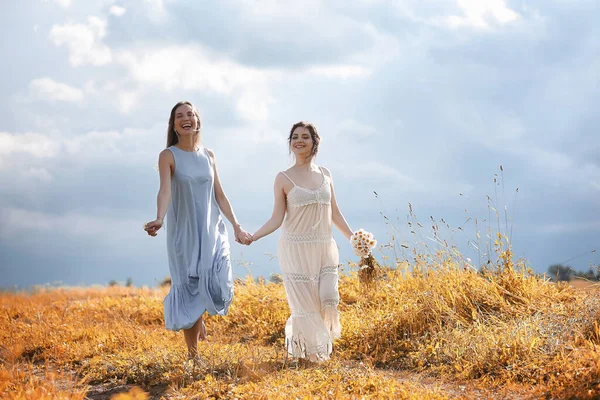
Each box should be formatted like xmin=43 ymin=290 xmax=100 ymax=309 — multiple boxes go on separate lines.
xmin=277 ymin=168 xmax=341 ymax=361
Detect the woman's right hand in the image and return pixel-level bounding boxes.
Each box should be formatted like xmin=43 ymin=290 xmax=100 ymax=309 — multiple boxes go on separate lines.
xmin=144 ymin=218 xmax=163 ymax=237
xmin=235 ymin=227 xmax=253 ymax=245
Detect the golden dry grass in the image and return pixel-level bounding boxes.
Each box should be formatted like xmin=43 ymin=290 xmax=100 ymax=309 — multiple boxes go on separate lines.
xmin=2 ymin=248 xmax=600 ymax=399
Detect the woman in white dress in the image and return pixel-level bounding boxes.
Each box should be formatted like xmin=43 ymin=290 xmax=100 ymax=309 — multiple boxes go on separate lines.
xmin=250 ymin=121 xmax=354 ymax=361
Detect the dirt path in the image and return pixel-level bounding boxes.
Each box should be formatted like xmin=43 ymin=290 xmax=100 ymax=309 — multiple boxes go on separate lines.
xmin=84 ymin=383 xmax=169 ymax=400
xmin=79 ymin=366 xmax=539 ymax=400
xmin=386 ymin=370 xmax=536 ymax=400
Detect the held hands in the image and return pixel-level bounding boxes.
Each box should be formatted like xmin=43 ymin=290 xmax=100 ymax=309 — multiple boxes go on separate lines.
xmin=144 ymin=218 xmax=254 ymax=244
xmin=144 ymin=218 xmax=163 ymax=237
xmin=234 ymin=225 xmax=253 ymax=246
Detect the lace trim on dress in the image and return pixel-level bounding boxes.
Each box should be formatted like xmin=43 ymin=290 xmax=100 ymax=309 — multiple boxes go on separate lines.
xmin=287 ymin=198 xmax=331 ymax=208
xmin=320 ymin=265 xmax=338 ymax=275
xmin=321 ymin=299 xmax=338 ymax=309
xmin=283 ymin=266 xmax=339 ymax=284
xmin=284 ymin=273 xmax=319 ymax=284
xmin=281 ymin=232 xmax=333 ymax=243
xmin=285 ymin=173 xmax=332 ymax=210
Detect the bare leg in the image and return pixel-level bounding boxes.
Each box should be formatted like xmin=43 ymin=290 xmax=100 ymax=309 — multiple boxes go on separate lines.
xmin=197 ymin=319 xmax=207 ymax=341
xmin=183 ymin=317 xmax=204 ymax=359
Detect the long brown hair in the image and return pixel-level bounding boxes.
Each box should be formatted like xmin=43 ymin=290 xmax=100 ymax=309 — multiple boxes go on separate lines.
xmin=166 ymin=101 xmax=202 ymax=148
xmin=288 ymin=121 xmax=320 ymax=160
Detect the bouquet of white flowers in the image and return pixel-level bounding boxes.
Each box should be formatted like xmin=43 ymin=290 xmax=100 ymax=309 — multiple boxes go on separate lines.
xmin=350 ymin=229 xmax=377 ymax=259
xmin=350 ymin=229 xmax=379 ymax=286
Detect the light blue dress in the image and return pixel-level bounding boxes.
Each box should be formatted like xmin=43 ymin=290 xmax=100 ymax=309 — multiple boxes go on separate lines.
xmin=163 ymin=145 xmax=233 ymax=331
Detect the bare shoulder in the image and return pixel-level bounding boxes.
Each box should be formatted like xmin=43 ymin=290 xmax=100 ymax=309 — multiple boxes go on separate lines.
xmin=276 ymin=171 xmax=294 ymax=192
xmin=275 ymin=171 xmax=289 ymax=185
xmin=320 ymin=166 xmax=332 ymax=178
xmin=283 ymin=166 xmax=295 ymax=175
xmin=159 ymin=148 xmax=174 ymax=162
xmin=205 ymin=147 xmax=215 ymax=158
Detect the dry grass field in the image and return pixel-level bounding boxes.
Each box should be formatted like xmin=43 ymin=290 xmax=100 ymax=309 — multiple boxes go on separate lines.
xmin=2 ymin=243 xmax=600 ymax=399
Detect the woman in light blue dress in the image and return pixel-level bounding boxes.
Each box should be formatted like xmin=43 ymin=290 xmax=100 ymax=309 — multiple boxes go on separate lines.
xmin=144 ymin=101 xmax=252 ymax=359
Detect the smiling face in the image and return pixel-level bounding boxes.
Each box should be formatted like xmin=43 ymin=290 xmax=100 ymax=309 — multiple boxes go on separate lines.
xmin=288 ymin=121 xmax=320 ymax=160
xmin=166 ymin=101 xmax=202 ymax=148
xmin=174 ymin=104 xmax=199 ymax=137
xmin=290 ymin=126 xmax=313 ymax=157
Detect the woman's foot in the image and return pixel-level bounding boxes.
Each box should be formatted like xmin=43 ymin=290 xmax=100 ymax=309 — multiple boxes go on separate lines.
xmin=300 ymin=357 xmax=315 ymax=367
xmin=187 ymin=353 xmax=207 ymax=368
xmin=287 ymin=357 xmax=314 ymax=369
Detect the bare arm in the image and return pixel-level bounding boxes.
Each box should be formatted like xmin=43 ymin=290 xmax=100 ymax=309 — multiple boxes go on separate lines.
xmin=324 ymin=167 xmax=354 ymax=240
xmin=144 ymin=149 xmax=173 ymax=236
xmin=251 ymin=173 xmax=288 ymax=241
xmin=207 ymin=149 xmax=250 ymax=242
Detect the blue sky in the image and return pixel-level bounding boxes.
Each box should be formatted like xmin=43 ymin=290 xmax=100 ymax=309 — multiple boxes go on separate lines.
xmin=1 ymin=0 xmax=599 ymax=288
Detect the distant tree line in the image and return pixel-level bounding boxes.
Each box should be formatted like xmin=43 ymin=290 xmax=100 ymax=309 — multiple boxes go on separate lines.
xmin=108 ymin=277 xmax=134 ymax=287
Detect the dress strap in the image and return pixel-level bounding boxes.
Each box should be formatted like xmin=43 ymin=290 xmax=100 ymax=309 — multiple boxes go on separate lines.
xmin=280 ymin=171 xmax=296 ymax=186
xmin=318 ymin=166 xmax=329 ymax=185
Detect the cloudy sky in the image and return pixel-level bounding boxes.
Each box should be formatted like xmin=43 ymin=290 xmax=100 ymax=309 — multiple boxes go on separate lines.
xmin=1 ymin=0 xmax=599 ymax=288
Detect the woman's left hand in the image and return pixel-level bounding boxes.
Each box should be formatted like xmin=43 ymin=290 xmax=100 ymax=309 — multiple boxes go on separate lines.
xmin=235 ymin=227 xmax=253 ymax=245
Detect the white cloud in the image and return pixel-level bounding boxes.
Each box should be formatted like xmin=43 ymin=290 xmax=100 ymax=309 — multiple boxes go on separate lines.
xmin=116 ymin=44 xmax=281 ymax=120
xmin=62 ymin=128 xmax=162 ymax=166
xmin=336 ymin=120 xmax=377 ymax=138
xmin=236 ymin=91 xmax=274 ymax=122
xmin=307 ymin=65 xmax=372 ymax=79
xmin=0 ymin=132 xmax=61 ymax=159
xmin=109 ymin=5 xmax=127 ymax=17
xmin=143 ymin=0 xmax=170 ymax=22
xmin=29 ymin=77 xmax=84 ymax=103
xmin=441 ymin=0 xmax=520 ymax=30
xmin=49 ymin=16 xmax=112 ymax=66
xmin=118 ymin=91 xmax=138 ymax=114
xmin=117 ymin=45 xmax=269 ymax=94
xmin=55 ymin=0 xmax=73 ymax=8
xmin=0 ymin=127 xmax=162 ymax=172
xmin=233 ymin=0 xmax=324 ymax=17
xmin=335 ymin=161 xmax=414 ymax=185
xmin=352 ymin=23 xmax=402 ymax=66
xmin=63 ymin=130 xmax=122 ymax=155
xmin=385 ymin=0 xmax=521 ymax=31
xmin=114 ymin=41 xmax=378 ymax=120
